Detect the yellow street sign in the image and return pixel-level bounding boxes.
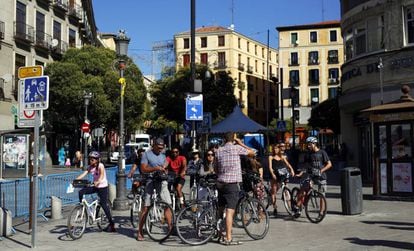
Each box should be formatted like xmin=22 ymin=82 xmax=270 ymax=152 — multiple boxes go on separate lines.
xmin=18 ymin=65 xmax=43 ymax=79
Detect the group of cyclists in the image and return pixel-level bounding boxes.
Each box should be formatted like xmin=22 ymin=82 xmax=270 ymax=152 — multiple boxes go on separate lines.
xmin=74 ymin=135 xmax=332 ymax=243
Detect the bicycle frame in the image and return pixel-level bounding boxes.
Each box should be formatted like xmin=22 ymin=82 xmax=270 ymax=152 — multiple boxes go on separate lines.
xmin=81 ymin=197 xmax=100 ymax=224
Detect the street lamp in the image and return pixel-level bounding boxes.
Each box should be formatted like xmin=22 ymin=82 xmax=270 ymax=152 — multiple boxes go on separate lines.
xmin=113 ymin=29 xmax=130 ymax=211
xmin=83 ymin=91 xmax=92 ymax=171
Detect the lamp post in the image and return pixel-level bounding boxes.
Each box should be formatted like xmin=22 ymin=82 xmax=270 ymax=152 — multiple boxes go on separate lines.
xmin=113 ymin=30 xmax=130 ymax=211
xmin=83 ymin=92 xmax=92 ymax=171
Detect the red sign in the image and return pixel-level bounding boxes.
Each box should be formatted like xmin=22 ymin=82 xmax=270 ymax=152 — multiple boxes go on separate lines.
xmin=81 ymin=122 xmax=90 ymax=133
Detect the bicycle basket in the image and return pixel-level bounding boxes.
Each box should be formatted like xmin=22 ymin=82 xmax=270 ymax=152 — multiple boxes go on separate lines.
xmin=72 ymin=179 xmax=90 ymax=188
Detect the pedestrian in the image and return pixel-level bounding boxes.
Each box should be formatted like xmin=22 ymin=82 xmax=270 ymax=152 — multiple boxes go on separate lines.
xmin=268 ymin=144 xmax=295 ymax=216
xmin=294 ymin=136 xmax=332 ymax=217
xmin=72 ymin=151 xmax=82 ymax=168
xmin=127 ymin=148 xmax=146 ymax=192
xmin=166 ymin=146 xmax=187 ymax=208
xmin=75 ymin=151 xmax=116 ymax=232
xmin=136 ymin=138 xmax=172 ymax=241
xmin=215 ymin=132 xmax=255 ymax=245
xmin=200 ymin=149 xmax=216 ymax=176
xmin=187 ymin=149 xmax=203 ymax=188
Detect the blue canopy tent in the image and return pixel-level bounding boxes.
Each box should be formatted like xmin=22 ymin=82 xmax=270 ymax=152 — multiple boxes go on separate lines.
xmin=210 ymin=105 xmax=267 ymax=133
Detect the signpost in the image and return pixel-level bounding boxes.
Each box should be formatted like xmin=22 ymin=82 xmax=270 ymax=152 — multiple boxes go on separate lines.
xmin=19 ymin=76 xmax=49 ymax=110
xmin=18 ymin=65 xmax=43 ymax=79
xmin=185 ymin=94 xmax=203 ymax=121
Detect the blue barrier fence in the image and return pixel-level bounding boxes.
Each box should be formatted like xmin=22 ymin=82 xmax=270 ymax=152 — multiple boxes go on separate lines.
xmin=0 ymin=165 xmax=135 ymax=218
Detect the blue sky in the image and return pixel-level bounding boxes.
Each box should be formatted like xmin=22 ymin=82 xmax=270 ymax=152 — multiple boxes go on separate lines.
xmin=93 ymin=0 xmax=341 ymax=76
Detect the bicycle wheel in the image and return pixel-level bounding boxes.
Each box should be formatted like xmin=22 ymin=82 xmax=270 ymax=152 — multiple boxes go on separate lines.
xmin=281 ymin=187 xmax=294 ymax=216
xmin=67 ymin=205 xmax=87 ymax=240
xmin=233 ymin=197 xmax=245 ymax=228
xmin=304 ymin=190 xmax=327 ymax=224
xmin=189 ymin=186 xmax=197 ymax=204
xmin=240 ymin=198 xmax=269 ymax=240
xmin=130 ymin=196 xmax=142 ymax=228
xmin=97 ymin=202 xmax=112 ymax=230
xmin=261 ymin=185 xmax=272 ymax=210
xmin=145 ymin=201 xmax=174 ymax=242
xmin=176 ymin=202 xmax=215 ymax=245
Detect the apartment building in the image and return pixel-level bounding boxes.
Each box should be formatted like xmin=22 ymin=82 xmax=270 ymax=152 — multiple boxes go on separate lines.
xmin=277 ymin=21 xmax=343 ymax=126
xmin=174 ymin=26 xmax=279 ymax=126
xmin=0 ymin=0 xmax=97 ymax=130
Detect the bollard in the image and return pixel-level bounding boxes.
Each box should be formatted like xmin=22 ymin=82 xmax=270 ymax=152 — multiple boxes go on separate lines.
xmin=51 ymin=196 xmax=62 ymax=220
xmin=108 ymin=184 xmax=116 ymax=207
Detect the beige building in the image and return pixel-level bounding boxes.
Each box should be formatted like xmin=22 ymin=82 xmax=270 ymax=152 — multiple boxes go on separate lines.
xmin=174 ymin=26 xmax=279 ymax=126
xmin=277 ymin=21 xmax=343 ymax=126
xmin=0 ymin=0 xmax=97 ymax=130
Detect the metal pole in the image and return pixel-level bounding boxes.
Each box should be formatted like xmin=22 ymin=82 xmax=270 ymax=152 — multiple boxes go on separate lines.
xmin=378 ymin=57 xmax=384 ymax=104
xmin=291 ymin=88 xmax=295 ymax=152
xmin=83 ymin=103 xmax=88 ymax=171
xmin=266 ymin=29 xmax=270 ymax=148
xmin=113 ymin=62 xmax=128 ymax=210
xmin=280 ymin=68 xmax=284 ymax=121
xmin=31 ymin=110 xmax=40 ymax=248
xmin=190 ymin=0 xmax=197 ymax=151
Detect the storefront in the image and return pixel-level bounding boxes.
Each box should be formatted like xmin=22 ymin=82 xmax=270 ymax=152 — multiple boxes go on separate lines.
xmin=362 ymin=85 xmax=414 ymax=197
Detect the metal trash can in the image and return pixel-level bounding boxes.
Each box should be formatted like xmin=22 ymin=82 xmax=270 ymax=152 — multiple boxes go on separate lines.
xmin=341 ymin=167 xmax=363 ymax=215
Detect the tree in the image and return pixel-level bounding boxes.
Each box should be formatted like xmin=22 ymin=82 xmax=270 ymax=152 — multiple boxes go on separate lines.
xmin=148 ymin=65 xmax=237 ymax=129
xmin=45 ymin=46 xmax=146 ymax=148
xmin=308 ymin=97 xmax=340 ymax=134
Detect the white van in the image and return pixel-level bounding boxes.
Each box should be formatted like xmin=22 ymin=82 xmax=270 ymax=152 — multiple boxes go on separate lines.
xmin=135 ymin=134 xmax=151 ymax=144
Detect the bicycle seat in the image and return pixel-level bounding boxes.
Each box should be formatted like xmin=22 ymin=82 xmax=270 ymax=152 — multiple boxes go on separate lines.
xmin=72 ymin=179 xmax=91 ymax=188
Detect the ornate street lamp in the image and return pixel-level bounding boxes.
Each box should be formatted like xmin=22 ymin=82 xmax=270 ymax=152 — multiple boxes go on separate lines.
xmin=113 ymin=29 xmax=130 ymax=211
xmin=83 ymin=91 xmax=92 ymax=171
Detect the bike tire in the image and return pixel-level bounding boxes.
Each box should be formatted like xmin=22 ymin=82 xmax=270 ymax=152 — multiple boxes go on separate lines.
xmin=130 ymin=196 xmax=142 ymax=228
xmin=304 ymin=190 xmax=327 ymax=223
xmin=97 ymin=201 xmax=112 ymax=230
xmin=176 ymin=202 xmax=216 ymax=245
xmin=281 ymin=187 xmax=294 ymax=216
xmin=145 ymin=201 xmax=174 ymax=242
xmin=233 ymin=197 xmax=245 ymax=228
xmin=240 ymin=198 xmax=269 ymax=240
xmin=67 ymin=205 xmax=87 ymax=240
xmin=262 ymin=185 xmax=272 ymax=210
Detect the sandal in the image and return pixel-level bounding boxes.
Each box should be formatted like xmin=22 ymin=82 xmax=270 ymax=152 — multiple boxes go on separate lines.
xmin=136 ymin=234 xmax=144 ymax=241
xmin=220 ymin=238 xmax=242 ymax=246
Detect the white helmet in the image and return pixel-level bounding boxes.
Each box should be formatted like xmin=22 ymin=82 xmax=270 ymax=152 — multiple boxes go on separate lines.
xmin=306 ymin=136 xmax=318 ymax=144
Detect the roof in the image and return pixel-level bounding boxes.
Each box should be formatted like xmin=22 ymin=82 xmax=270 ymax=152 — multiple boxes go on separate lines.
xmin=362 ymin=87 xmax=414 ymax=113
xmin=176 ymin=26 xmax=232 ymax=36
xmin=210 ymin=105 xmax=266 ymax=133
xmin=276 ymin=20 xmax=341 ymax=32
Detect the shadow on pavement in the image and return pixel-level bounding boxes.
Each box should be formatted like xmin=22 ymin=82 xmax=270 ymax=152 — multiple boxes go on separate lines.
xmin=360 ymin=220 xmax=414 ymax=231
xmin=344 ymin=237 xmax=414 ymax=250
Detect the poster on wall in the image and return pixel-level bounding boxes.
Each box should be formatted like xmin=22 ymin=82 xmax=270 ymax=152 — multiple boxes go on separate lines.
xmin=392 ymin=163 xmax=412 ymax=192
xmin=380 ymin=163 xmax=387 ymax=194
xmin=2 ymin=134 xmax=29 ymax=177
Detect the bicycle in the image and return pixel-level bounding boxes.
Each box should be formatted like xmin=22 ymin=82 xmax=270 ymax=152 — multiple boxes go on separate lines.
xmin=279 ymin=172 xmax=295 ymax=216
xmin=290 ymin=169 xmax=327 ymax=223
xmin=128 ymin=174 xmax=147 ymax=228
xmin=166 ymin=171 xmax=186 ymax=214
xmin=66 ymin=180 xmax=111 ymax=240
xmin=175 ymin=173 xmax=222 ymax=245
xmin=235 ymin=171 xmax=270 ymax=240
xmin=144 ymin=171 xmax=175 ymax=242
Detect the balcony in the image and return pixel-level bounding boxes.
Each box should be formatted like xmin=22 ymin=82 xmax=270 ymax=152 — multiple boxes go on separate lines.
xmin=328 ymin=57 xmax=339 ymax=64
xmin=14 ymin=21 xmax=34 ymax=43
xmin=68 ymin=3 xmax=82 ymax=19
xmin=51 ymin=39 xmax=68 ymax=55
xmin=53 ymin=0 xmax=68 ymax=12
xmin=328 ymin=78 xmax=339 ymax=85
xmin=238 ymin=62 xmax=245 ymax=71
xmin=214 ymin=61 xmax=227 ymax=70
xmin=35 ymin=31 xmax=52 ymax=50
xmin=289 ymin=80 xmax=300 ymax=86
xmin=288 ymin=58 xmax=299 ymax=66
xmin=308 ymin=58 xmax=319 ymax=65
xmin=237 ymin=81 xmax=246 ymax=90
xmin=309 ymin=79 xmax=320 ymax=86
xmin=247 ymin=65 xmax=253 ymax=74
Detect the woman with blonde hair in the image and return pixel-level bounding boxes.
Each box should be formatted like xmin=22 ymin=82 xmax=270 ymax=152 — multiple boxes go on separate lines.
xmin=268 ymin=143 xmax=295 ymax=216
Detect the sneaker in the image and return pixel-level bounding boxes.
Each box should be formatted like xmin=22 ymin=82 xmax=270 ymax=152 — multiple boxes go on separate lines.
xmin=292 ymin=206 xmax=301 ymax=218
xmin=104 ymin=223 xmax=116 ymax=232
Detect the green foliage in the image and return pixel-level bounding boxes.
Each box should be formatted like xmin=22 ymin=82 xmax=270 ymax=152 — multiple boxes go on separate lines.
xmin=149 ymin=65 xmax=237 ymax=127
xmin=44 ymin=45 xmax=146 ymax=134
xmin=308 ymin=97 xmax=340 ymax=133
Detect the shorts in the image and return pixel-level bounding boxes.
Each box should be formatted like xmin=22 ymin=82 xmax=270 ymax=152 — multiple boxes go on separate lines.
xmin=317 ymin=180 xmax=327 ymax=195
xmin=144 ymin=180 xmax=172 ymax=207
xmin=174 ymin=176 xmax=185 ymax=187
xmin=216 ymin=182 xmax=239 ymax=210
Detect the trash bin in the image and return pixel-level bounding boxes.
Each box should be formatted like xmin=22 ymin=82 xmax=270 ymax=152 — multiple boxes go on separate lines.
xmin=341 ymin=167 xmax=363 ymax=215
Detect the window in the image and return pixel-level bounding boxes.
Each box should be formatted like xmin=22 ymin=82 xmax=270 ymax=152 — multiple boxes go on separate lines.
xmin=69 ymin=28 xmax=76 ymax=47
xmin=36 ymin=11 xmax=45 ymax=45
xmin=183 ymin=54 xmax=190 ymax=67
xmin=238 ymin=38 xmax=241 ymax=48
xmin=367 ymin=16 xmax=384 ymax=51
xmin=262 ymin=62 xmax=265 ymax=75
xmin=310 ymin=31 xmax=317 ymax=43
xmin=218 ymin=52 xmax=226 ymax=68
xmin=309 ymin=69 xmax=319 ymax=85
xmin=16 ymin=1 xmax=26 ymax=38
xmin=289 ymin=70 xmax=299 ymax=85
xmin=255 ymin=45 xmax=257 ymax=55
xmin=269 ymin=65 xmax=273 ymax=77
xmin=355 ymin=25 xmax=366 ymax=55
xmin=310 ymin=88 xmax=319 ymax=106
xmin=218 ymin=35 xmax=225 ymax=46
xmin=328 ymin=68 xmax=339 ymax=83
xmin=328 ymin=50 xmax=338 ymax=64
xmin=328 ymin=87 xmax=338 ymax=99
xmin=406 ymin=6 xmax=414 ymax=44
xmin=291 ymin=32 xmax=298 ymax=45
xmin=262 ymin=48 xmax=265 ymax=58
xmin=53 ymin=20 xmax=61 ymax=41
xmin=255 ymin=60 xmax=258 ymax=72
xmin=330 ymin=30 xmax=337 ymax=42
xmin=246 ymin=41 xmax=250 ymax=52
xmin=308 ymin=51 xmax=319 ymax=65
xmin=201 ymin=37 xmax=207 ymax=48
xmin=290 ymin=52 xmax=298 ymax=65
xmin=183 ymin=38 xmax=189 ymax=49
xmin=255 ymin=95 xmax=259 ymax=107
xmin=345 ymin=28 xmax=354 ymax=60
xmin=14 ymin=53 xmax=25 ymax=98
xmin=200 ymin=53 xmax=208 ymax=65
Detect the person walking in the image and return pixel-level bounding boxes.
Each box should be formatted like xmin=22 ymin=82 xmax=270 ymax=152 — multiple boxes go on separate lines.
xmin=215 ymin=132 xmax=255 ymax=245
xmin=75 ymin=151 xmax=116 ymax=232
xmin=268 ymin=144 xmax=295 ymax=216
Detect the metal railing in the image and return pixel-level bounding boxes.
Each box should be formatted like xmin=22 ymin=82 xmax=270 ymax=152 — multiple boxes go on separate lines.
xmin=35 ymin=31 xmax=52 ymax=49
xmin=13 ymin=21 xmax=34 ymax=43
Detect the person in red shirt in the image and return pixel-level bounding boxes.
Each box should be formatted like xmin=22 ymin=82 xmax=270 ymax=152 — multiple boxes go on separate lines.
xmin=166 ymin=146 xmax=187 ymax=208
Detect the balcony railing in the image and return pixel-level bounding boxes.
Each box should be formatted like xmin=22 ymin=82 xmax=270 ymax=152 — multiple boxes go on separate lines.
xmin=308 ymin=58 xmax=319 ymax=65
xmin=0 ymin=21 xmax=4 ymax=40
xmin=308 ymin=79 xmax=320 ymax=86
xmin=53 ymin=0 xmax=68 ymax=12
xmin=289 ymin=80 xmax=300 ymax=86
xmin=238 ymin=62 xmax=245 ymax=71
xmin=214 ymin=61 xmax=227 ymax=69
xmin=328 ymin=78 xmax=339 ymax=85
xmin=327 ymin=57 xmax=339 ymax=64
xmin=289 ymin=58 xmax=299 ymax=66
xmin=68 ymin=3 xmax=82 ymax=19
xmin=14 ymin=21 xmax=34 ymax=43
xmin=51 ymin=39 xmax=68 ymax=55
xmin=247 ymin=65 xmax=253 ymax=73
xmin=35 ymin=31 xmax=52 ymax=50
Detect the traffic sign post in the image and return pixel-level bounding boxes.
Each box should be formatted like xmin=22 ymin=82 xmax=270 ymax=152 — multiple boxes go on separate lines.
xmin=18 ymin=65 xmax=43 ymax=79
xmin=17 ymin=105 xmax=43 ymax=128
xmin=81 ymin=121 xmax=90 ymax=133
xmin=19 ymin=77 xmax=49 ymax=110
xmin=277 ymin=121 xmax=287 ymax=132
xmin=186 ymin=94 xmax=203 ymax=121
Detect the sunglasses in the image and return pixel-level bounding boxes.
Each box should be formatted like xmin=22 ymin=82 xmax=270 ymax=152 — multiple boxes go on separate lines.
xmin=207 ymin=153 xmax=214 ymax=156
